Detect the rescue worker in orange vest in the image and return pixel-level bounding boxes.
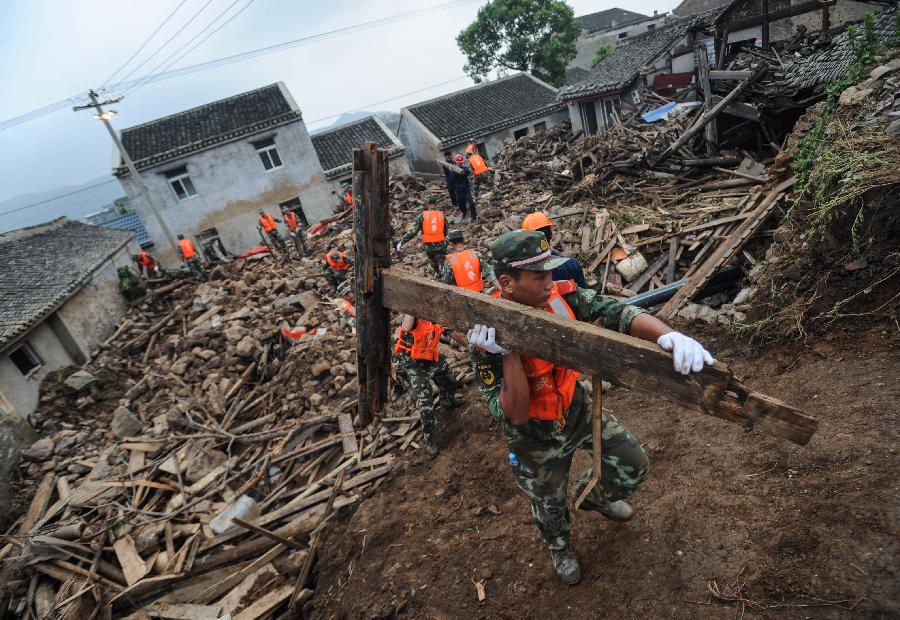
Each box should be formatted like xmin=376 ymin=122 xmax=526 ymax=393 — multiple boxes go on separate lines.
xmin=132 ymin=251 xmax=162 ymax=278
xmin=465 ymin=142 xmax=503 ymax=200
xmin=440 ymin=229 xmax=499 ymax=293
xmin=280 ymin=205 xmax=307 ymax=256
xmin=343 ymin=186 xmax=353 ymax=208
xmin=336 ymin=280 xmax=356 ymax=329
xmin=396 ymin=195 xmax=448 ymax=276
xmin=258 ymin=209 xmax=286 ymax=252
xmin=322 ymin=249 xmax=353 ymax=290
xmin=177 ymin=234 xmax=205 ymax=281
xmin=394 ymin=314 xmax=463 ymax=455
xmin=466 ymin=230 xmax=716 ymax=585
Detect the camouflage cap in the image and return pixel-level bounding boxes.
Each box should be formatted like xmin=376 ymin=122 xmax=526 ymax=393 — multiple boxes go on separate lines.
xmin=447 ymin=229 xmax=464 ymax=243
xmin=491 ymin=230 xmax=568 ymax=272
xmin=337 ymin=280 xmax=353 ymax=297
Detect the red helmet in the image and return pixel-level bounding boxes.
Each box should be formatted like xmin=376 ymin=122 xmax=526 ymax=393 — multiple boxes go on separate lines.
xmin=454 ymin=153 xmax=464 ymax=164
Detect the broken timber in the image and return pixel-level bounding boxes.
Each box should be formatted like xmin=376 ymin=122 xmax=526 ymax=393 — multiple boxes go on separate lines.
xmin=353 ymin=142 xmax=816 ymax=446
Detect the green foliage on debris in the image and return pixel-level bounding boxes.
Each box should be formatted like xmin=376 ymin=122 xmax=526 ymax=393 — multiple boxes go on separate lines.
xmin=456 ymin=0 xmax=580 ymax=87
xmin=787 ymin=12 xmax=897 ymax=245
xmin=591 ymin=43 xmax=615 ymax=68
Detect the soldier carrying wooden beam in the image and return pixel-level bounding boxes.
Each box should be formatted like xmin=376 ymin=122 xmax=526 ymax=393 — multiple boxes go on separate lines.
xmin=351 ymin=141 xmax=817 ymax=588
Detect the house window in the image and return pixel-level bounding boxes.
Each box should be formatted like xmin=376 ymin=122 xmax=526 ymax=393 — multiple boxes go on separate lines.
xmin=631 ymin=90 xmax=642 ymax=105
xmin=476 ymin=142 xmax=489 ymax=159
xmin=618 ymin=31 xmax=628 ymax=39
xmin=254 ymin=137 xmax=283 ymax=171
xmin=580 ymin=100 xmax=599 ymax=134
xmin=513 ymin=127 xmax=529 ymax=140
xmin=279 ymin=197 xmax=308 ymax=227
xmin=165 ymin=166 xmax=197 ymax=201
xmin=9 ymin=342 xmax=42 ymax=377
xmin=533 ymin=121 xmax=547 ymax=133
xmin=647 ymin=24 xmax=655 ymax=31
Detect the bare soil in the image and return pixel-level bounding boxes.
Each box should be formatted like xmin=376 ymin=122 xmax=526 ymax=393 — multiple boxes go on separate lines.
xmin=310 ymin=325 xmax=899 ymax=619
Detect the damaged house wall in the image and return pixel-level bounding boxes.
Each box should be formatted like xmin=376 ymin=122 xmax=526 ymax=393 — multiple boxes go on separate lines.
xmin=720 ymin=0 xmax=879 ymax=45
xmin=117 ymin=83 xmax=336 ymax=262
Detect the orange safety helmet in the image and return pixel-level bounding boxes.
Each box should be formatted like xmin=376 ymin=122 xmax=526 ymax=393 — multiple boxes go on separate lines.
xmin=522 ymin=211 xmax=553 ymax=231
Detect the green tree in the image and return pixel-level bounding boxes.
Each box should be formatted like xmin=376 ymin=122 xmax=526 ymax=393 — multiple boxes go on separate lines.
xmin=591 ymin=43 xmax=614 ymax=68
xmin=456 ymin=0 xmax=580 ymax=87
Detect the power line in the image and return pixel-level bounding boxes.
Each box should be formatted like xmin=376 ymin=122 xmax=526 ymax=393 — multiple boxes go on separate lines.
xmin=115 ymin=0 xmax=218 ymax=87
xmin=1 ymin=0 xmax=482 ymax=131
xmin=100 ymin=0 xmax=192 ymax=88
xmin=0 ymin=179 xmax=119 ymax=218
xmin=124 ymin=0 xmax=257 ymax=97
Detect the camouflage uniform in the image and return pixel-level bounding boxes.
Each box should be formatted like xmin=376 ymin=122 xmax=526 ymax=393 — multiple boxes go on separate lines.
xmin=322 ymin=255 xmax=353 ymax=290
xmin=469 ymin=286 xmax=650 ymax=551
xmin=185 ymin=257 xmax=205 ymax=281
xmin=118 ymin=266 xmax=146 ymax=301
xmin=395 ymin=331 xmax=461 ymax=447
xmin=440 ymin=248 xmax=496 ymax=288
xmin=472 ymin=171 xmax=502 ymax=199
xmin=399 ymin=212 xmax=448 ymax=277
xmin=290 ymin=224 xmax=308 ymax=256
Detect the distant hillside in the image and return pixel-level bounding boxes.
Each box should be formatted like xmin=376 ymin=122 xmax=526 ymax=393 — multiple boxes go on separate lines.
xmin=323 ymin=111 xmax=401 ymax=134
xmin=0 ymin=176 xmax=125 ymax=234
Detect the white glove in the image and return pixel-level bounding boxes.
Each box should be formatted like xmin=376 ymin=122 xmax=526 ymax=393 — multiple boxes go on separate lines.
xmin=395 ymin=242 xmax=403 ymax=252
xmin=657 ymin=332 xmax=716 ymax=375
xmin=466 ymin=324 xmax=510 ymax=355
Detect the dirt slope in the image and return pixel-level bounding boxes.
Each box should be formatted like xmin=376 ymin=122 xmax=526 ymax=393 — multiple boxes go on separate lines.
xmin=310 ymin=326 xmax=899 ymax=619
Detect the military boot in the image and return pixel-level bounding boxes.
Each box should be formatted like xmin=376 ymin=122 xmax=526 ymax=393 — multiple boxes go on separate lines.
xmin=550 ymin=547 xmax=581 ymax=585
xmin=580 ymin=497 xmax=634 ymax=522
xmin=424 ymin=437 xmax=439 ymax=457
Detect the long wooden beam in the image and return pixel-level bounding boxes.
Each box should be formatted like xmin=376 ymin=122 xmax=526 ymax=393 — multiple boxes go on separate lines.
xmin=382 ymin=270 xmax=816 ymax=446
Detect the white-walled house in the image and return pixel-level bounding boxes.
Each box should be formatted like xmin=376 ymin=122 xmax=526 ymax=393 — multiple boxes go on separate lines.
xmin=116 ymin=83 xmax=336 ymax=261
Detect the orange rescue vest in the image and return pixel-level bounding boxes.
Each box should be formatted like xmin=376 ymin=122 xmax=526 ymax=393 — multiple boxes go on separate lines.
xmin=394 ymin=320 xmax=443 ymax=362
xmin=137 ymin=252 xmax=156 ymax=269
xmin=467 ymin=153 xmax=489 ymax=175
xmin=284 ymin=211 xmax=299 ymax=232
xmin=446 ymin=249 xmax=483 ymax=292
xmin=178 ymin=239 xmax=195 ymax=259
xmin=345 ymin=190 xmax=353 ymax=206
xmin=326 ymin=251 xmax=350 ymax=270
xmin=421 ymin=210 xmax=445 ymax=243
xmin=465 ymin=143 xmax=477 ymax=155
xmin=342 ymin=302 xmax=356 ymax=317
xmin=259 ymin=213 xmax=276 ymax=233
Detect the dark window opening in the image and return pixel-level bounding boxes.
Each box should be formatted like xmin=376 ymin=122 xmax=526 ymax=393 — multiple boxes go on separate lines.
xmin=476 ymin=142 xmax=488 ymax=159
xmin=618 ymin=31 xmax=628 ymax=39
xmin=513 ymin=127 xmax=529 ymax=140
xmin=10 ymin=343 xmax=41 ymax=376
xmin=580 ymin=100 xmax=599 ymax=134
xmin=279 ymin=197 xmax=309 ymax=227
xmin=647 ymin=24 xmax=655 ymax=31
xmin=533 ymin=121 xmax=547 ymax=133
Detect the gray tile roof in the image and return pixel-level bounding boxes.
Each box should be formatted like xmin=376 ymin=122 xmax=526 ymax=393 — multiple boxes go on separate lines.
xmin=405 ymin=73 xmax=565 ymax=148
xmin=119 ymin=83 xmax=301 ymax=172
xmin=673 ymin=0 xmax=732 ymax=17
xmin=578 ymin=8 xmax=650 ymax=33
xmin=311 ymin=116 xmax=403 ymax=177
xmin=0 ymin=218 xmax=133 ymax=351
xmin=559 ymin=6 xmax=729 ymax=101
xmin=565 ymin=66 xmax=592 ymax=85
xmin=761 ymin=9 xmax=898 ymax=100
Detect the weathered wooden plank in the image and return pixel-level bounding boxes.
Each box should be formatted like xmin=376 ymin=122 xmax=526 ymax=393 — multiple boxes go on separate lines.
xmin=381 ymin=270 xmax=816 ymax=445
xmin=353 ymin=142 xmax=392 ymax=425
xmin=337 ymin=413 xmax=358 ymax=455
xmin=113 ymin=536 xmax=149 ymax=586
xmin=234 ymin=584 xmax=293 ymax=620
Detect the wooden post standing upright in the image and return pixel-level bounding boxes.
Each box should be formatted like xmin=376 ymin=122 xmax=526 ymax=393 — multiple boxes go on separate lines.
xmin=352 ymin=142 xmax=392 ymax=426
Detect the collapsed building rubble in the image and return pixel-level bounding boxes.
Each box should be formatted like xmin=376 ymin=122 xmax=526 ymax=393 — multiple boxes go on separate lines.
xmin=1 ymin=9 xmax=897 ymax=618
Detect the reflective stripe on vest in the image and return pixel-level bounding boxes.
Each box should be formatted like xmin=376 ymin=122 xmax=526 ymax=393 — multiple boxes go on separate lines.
xmin=393 ymin=320 xmax=443 ymax=361
xmin=178 ymin=239 xmax=195 ymax=259
xmin=447 ymin=249 xmax=483 ymax=292
xmin=468 ymin=153 xmax=489 ymax=175
xmin=521 ymin=284 xmax=580 ymax=421
xmin=421 ymin=210 xmax=445 ymax=243
xmin=326 ymin=252 xmax=350 ymax=270
xmin=284 ymin=212 xmax=298 ymax=231
xmin=259 ymin=214 xmax=276 ymax=232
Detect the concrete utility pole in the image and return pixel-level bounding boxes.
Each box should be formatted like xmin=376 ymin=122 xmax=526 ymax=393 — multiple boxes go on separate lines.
xmin=74 ymin=90 xmax=179 ymax=257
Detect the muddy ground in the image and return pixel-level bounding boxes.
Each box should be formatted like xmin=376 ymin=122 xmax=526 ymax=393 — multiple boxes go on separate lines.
xmin=311 ymin=323 xmax=898 ymax=619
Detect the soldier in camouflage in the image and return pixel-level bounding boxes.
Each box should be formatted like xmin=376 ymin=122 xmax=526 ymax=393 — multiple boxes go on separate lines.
xmin=117 ymin=266 xmax=146 ymax=302
xmin=396 ymin=195 xmax=448 ymax=277
xmin=336 ymin=280 xmax=356 ymax=329
xmin=440 ymin=229 xmax=499 ymax=292
xmin=467 ymin=230 xmax=717 ymax=585
xmin=394 ymin=314 xmax=463 ymax=456
xmin=322 ymin=249 xmax=353 ymax=291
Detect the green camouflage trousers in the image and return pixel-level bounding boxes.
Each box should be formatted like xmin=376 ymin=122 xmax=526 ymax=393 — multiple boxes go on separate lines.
xmin=185 ymin=257 xmax=206 ymax=281
xmin=472 ymin=172 xmax=502 ymax=198
xmin=397 ymin=354 xmax=460 ymax=445
xmin=289 ymin=231 xmax=307 ymax=256
xmin=507 ymin=382 xmax=649 ymax=551
xmin=423 ymin=241 xmax=448 ymax=277
xmin=323 ymin=266 xmax=349 ymax=290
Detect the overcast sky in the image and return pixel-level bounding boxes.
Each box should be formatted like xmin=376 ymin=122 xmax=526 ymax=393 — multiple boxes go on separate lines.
xmin=0 ymin=0 xmax=678 ymax=209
